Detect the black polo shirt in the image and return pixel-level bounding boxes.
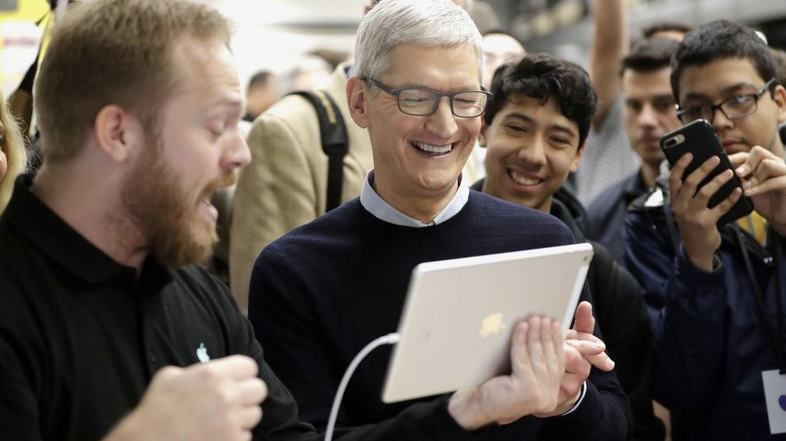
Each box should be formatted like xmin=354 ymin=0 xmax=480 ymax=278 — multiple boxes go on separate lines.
xmin=0 ymin=174 xmax=315 ymax=441
xmin=0 ymin=174 xmax=489 ymax=441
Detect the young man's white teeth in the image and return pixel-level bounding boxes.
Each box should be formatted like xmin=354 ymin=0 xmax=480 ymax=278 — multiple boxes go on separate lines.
xmin=510 ymin=170 xmax=540 ymax=186
xmin=413 ymin=141 xmax=452 ymax=154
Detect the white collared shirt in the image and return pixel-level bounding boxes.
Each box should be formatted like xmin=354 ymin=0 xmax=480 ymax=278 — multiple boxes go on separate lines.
xmin=359 ymin=171 xmax=469 ymax=227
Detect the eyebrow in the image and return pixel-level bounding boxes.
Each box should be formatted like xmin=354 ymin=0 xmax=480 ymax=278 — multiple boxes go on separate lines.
xmin=683 ymin=82 xmax=759 ymax=102
xmin=625 ymin=94 xmax=674 ymax=104
xmin=204 ymin=97 xmax=244 ymax=116
xmin=503 ymin=113 xmax=578 ymax=137
xmin=504 ymin=113 xmax=534 ymax=124
xmin=550 ymin=124 xmax=578 ymax=138
xmin=391 ymin=82 xmax=482 ymax=92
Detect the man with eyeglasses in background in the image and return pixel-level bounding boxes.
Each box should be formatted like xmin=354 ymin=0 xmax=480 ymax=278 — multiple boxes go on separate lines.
xmin=248 ymin=1 xmax=631 ymax=440
xmin=625 ymin=20 xmax=786 ymax=441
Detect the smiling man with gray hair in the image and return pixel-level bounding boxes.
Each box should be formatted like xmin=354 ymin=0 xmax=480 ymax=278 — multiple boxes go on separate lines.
xmin=0 ymin=0 xmax=624 ymax=440
xmin=249 ymin=0 xmax=631 ymax=439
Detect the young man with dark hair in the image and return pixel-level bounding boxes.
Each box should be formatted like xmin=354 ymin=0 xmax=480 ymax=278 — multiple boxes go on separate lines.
xmin=585 ymin=37 xmax=682 ymax=265
xmin=626 ymin=20 xmax=786 ymax=440
xmin=477 ymin=53 xmax=664 ymax=441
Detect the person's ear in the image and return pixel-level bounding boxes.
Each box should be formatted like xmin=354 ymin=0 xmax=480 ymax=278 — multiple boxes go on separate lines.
xmin=347 ymin=77 xmax=371 ymax=128
xmin=93 ymin=105 xmax=142 ymax=163
xmin=478 ymin=119 xmax=488 ymax=147
xmin=772 ymin=84 xmax=786 ymax=124
xmin=570 ymin=140 xmax=585 ymax=172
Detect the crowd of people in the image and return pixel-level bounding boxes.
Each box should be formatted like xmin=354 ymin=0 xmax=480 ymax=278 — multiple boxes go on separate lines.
xmin=1 ymin=0 xmax=785 ymax=440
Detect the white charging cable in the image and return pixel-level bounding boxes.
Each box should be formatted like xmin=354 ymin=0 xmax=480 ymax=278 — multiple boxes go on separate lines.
xmin=323 ymin=332 xmax=401 ymax=441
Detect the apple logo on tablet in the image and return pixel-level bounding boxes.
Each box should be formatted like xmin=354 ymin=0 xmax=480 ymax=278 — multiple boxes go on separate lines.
xmin=196 ymin=342 xmax=210 ymax=363
xmin=779 ymin=395 xmax=786 ymax=411
xmin=480 ymin=313 xmax=505 ymax=337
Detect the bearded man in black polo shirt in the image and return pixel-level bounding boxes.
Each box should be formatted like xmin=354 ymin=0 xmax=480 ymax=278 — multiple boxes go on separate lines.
xmin=0 ymin=1 xmax=274 ymax=440
xmin=0 ymin=1 xmax=623 ymax=440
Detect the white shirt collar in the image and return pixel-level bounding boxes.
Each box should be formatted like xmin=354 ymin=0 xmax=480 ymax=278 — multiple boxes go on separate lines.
xmin=359 ymin=171 xmax=469 ymax=227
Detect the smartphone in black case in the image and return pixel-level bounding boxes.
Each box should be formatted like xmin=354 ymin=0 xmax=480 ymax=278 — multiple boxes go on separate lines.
xmin=660 ymin=119 xmax=753 ymax=226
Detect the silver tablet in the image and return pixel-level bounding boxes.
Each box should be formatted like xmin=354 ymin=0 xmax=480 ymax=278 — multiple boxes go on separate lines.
xmin=381 ymin=243 xmax=593 ymax=403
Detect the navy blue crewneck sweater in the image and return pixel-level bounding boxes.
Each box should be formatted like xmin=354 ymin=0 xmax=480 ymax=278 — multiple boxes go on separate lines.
xmin=249 ymin=190 xmax=631 ymax=440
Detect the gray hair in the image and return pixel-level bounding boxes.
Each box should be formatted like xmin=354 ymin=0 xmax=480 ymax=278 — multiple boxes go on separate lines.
xmin=354 ymin=0 xmax=483 ymax=83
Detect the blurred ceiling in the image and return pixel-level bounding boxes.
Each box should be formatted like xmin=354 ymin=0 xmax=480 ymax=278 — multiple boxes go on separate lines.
xmin=518 ymin=0 xmax=786 ymax=51
xmin=203 ymin=0 xmax=366 ymax=29
xmin=201 ymin=0 xmax=786 ymax=49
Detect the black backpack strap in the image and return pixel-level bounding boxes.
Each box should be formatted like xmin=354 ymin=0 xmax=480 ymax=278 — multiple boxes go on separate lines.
xmin=288 ymin=90 xmax=349 ymax=212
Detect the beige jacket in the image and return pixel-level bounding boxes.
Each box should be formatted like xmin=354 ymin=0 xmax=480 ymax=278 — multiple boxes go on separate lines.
xmin=230 ymin=64 xmax=373 ymax=312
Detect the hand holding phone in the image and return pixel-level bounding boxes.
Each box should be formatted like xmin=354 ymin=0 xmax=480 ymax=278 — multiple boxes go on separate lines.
xmin=660 ymin=119 xmax=753 ymax=226
xmin=732 ymin=145 xmax=786 ymax=237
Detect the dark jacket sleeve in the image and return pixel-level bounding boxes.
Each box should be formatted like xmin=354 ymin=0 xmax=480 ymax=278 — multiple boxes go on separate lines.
xmin=587 ymin=242 xmax=664 ymax=441
xmin=585 ymin=180 xmax=629 ymax=264
xmin=650 ymin=248 xmax=728 ymax=415
xmin=624 ymin=207 xmax=675 ymax=330
xmin=625 ymin=208 xmax=728 ymax=414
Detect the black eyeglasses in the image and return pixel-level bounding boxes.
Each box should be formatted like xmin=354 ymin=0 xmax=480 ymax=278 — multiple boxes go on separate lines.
xmin=676 ymin=78 xmax=777 ymax=124
xmin=364 ymin=77 xmax=492 ymax=118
